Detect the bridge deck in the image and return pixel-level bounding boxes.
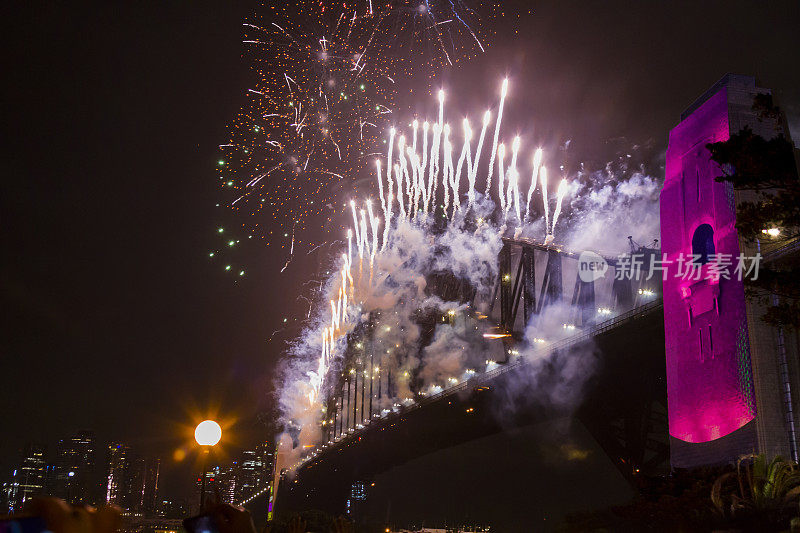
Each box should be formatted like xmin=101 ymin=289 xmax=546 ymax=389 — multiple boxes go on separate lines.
xmin=274 ymin=298 xmax=668 ymax=526
xmin=303 ymin=298 xmax=663 ymax=466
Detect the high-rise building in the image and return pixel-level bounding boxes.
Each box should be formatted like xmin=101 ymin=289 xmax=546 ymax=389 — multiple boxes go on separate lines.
xmin=661 ymin=74 xmax=800 ymax=467
xmin=1 ymin=482 xmax=12 ymax=514
xmin=52 ymin=430 xmax=98 ymax=505
xmin=105 ymin=443 xmax=132 ymax=506
xmin=5 ymin=444 xmax=47 ymax=513
xmin=257 ymin=441 xmax=274 ymax=484
xmin=195 ymin=465 xmax=219 ymax=506
xmin=234 ymin=450 xmax=262 ymax=504
xmin=215 ymin=465 xmax=237 ymax=504
xmin=104 ymin=443 xmax=159 ymax=515
xmin=137 ymin=456 xmax=160 ymax=515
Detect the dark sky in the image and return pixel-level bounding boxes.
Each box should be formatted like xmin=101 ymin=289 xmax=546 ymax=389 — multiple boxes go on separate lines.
xmin=2 ymin=0 xmax=799 ymax=500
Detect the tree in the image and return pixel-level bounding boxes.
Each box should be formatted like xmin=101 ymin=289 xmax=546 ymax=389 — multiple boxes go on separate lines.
xmin=711 ymin=454 xmax=800 ymax=529
xmin=706 ymin=94 xmax=800 ymax=328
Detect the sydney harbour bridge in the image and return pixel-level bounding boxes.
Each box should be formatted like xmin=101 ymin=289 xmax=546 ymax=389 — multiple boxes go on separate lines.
xmin=273 ymin=237 xmax=670 ymax=528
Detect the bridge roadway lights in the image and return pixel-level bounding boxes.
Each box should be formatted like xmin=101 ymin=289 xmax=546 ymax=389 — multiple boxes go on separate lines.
xmin=278 ymin=303 xmax=668 ymax=520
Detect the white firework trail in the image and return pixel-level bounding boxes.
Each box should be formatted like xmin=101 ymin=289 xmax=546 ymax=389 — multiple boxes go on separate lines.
xmin=376 ymin=159 xmax=385 ymax=213
xmin=367 ymin=200 xmax=379 ymax=283
xmin=540 ymin=166 xmax=550 ymax=235
xmin=551 ymin=178 xmax=569 ymax=233
xmin=451 ymin=119 xmax=470 ymax=215
xmin=496 ymin=142 xmax=506 ymax=214
xmin=467 ymin=111 xmax=491 ymax=210
xmin=508 ymin=136 xmax=521 ymax=222
xmin=442 ymin=124 xmax=452 ymax=214
xmin=359 ymin=208 xmax=367 ymax=276
xmin=526 ymin=148 xmax=543 ymax=220
xmin=350 ymin=201 xmax=361 ymax=256
xmin=394 ymin=163 xmax=405 ymax=218
xmin=421 ymin=121 xmax=430 ymax=211
xmin=485 ymin=78 xmax=508 ymax=196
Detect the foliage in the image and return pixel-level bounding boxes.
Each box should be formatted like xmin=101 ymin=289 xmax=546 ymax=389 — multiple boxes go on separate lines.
xmin=706 ymin=103 xmax=800 ymax=242
xmin=706 ymin=94 xmax=800 ymax=328
xmin=711 ymin=454 xmax=800 ymax=529
xmin=744 ymin=269 xmax=800 ymax=329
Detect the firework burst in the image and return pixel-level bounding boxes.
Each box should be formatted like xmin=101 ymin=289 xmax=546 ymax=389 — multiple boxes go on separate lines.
xmin=213 ymin=0 xmax=498 ymax=268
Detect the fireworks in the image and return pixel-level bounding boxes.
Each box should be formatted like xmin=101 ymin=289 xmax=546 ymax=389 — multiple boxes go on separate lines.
xmin=221 ymin=5 xmax=393 ymax=243
xmin=278 ymin=78 xmax=575 ymax=464
xmin=213 ymin=0 xmax=499 ymax=264
xmin=374 ymin=80 xmax=568 ymax=231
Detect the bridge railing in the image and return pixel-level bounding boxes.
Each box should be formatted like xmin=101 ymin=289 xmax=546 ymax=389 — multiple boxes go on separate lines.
xmin=403 ymin=297 xmax=664 ymax=412
xmin=307 ymin=298 xmax=663 ymax=455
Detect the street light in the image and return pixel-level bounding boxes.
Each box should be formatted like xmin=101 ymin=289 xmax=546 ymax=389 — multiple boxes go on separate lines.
xmin=195 ymin=420 xmax=222 ymax=446
xmin=195 ymin=420 xmax=222 ymax=508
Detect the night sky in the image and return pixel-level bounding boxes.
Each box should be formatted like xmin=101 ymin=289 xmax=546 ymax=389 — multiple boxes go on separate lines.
xmin=2 ymin=0 xmax=799 ymax=499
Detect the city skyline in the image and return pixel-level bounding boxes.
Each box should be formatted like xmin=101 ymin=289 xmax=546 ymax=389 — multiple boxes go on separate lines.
xmin=1 ymin=429 xmax=273 ymax=516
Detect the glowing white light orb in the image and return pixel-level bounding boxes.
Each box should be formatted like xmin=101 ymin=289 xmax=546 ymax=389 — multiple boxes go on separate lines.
xmin=195 ymin=420 xmax=222 ymax=446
